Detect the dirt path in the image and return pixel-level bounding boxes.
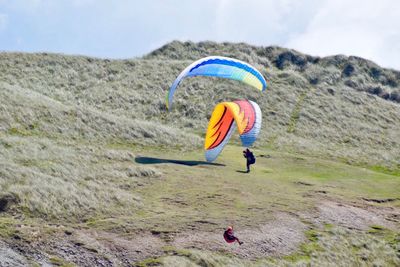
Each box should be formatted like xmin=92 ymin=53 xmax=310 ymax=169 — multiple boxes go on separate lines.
xmin=300 ymin=198 xmax=400 ymax=231
xmin=0 ymin=241 xmax=29 ymax=267
xmin=172 ymin=212 xmax=307 ymax=259
xmin=1 ymin=199 xmax=398 ymax=266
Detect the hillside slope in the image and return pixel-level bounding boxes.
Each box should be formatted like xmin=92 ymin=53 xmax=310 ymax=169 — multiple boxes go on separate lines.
xmin=0 ymin=42 xmax=399 ymax=266
xmin=1 ymin=41 xmax=399 ymax=167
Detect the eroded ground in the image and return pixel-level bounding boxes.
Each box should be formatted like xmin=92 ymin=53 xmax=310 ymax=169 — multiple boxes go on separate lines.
xmin=0 ymin=146 xmax=399 ymax=266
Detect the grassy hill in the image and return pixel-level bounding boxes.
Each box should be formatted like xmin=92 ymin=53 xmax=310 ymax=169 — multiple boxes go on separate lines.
xmin=0 ymin=41 xmax=399 ymax=266
xmin=1 ymin=41 xmax=399 ymax=168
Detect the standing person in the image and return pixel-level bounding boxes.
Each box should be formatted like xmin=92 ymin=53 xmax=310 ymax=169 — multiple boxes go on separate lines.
xmin=243 ymin=148 xmax=256 ymax=173
xmin=223 ymin=226 xmax=243 ymax=245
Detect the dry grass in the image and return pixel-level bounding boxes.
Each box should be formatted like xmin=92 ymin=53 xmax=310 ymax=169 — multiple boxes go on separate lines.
xmin=0 ymin=134 xmax=164 ymax=220
xmin=0 ymin=41 xmax=399 ymax=266
xmin=1 ymin=42 xmax=399 ymax=168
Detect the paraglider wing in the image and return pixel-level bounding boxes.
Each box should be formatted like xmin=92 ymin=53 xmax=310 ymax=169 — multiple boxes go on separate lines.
xmin=235 ymin=100 xmax=262 ymax=147
xmin=204 ymin=100 xmax=262 ymax=162
xmin=204 ymin=103 xmax=237 ymax=162
xmin=167 ymin=56 xmax=268 ymax=109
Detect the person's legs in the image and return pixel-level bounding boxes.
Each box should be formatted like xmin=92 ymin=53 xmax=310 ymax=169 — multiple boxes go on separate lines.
xmin=248 ymin=158 xmax=256 ymax=172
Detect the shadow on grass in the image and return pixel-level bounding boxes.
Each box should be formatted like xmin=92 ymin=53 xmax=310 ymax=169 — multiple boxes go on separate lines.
xmin=236 ymin=170 xmax=249 ymax=173
xmin=135 ymin=156 xmax=225 ymax=167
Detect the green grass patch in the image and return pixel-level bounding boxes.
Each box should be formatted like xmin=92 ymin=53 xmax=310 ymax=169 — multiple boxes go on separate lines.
xmin=283 ymin=252 xmax=311 ymax=263
xmin=49 ymin=256 xmax=76 ymax=267
xmin=8 ymin=127 xmax=31 ymax=136
xmin=324 ymin=223 xmax=334 ymax=231
xmin=77 ymin=145 xmax=400 ymax=234
xmin=284 ymin=228 xmax=323 ymax=263
xmin=368 ymin=225 xmax=400 ymax=248
xmin=369 ymin=225 xmax=385 ymax=232
xmin=305 ymin=229 xmax=320 ymax=242
xmin=7 ymin=123 xmax=41 ymax=137
xmin=0 ymin=217 xmax=17 ymax=238
xmin=367 ymin=165 xmax=400 ymax=177
xmin=134 ymin=257 xmax=163 ymax=267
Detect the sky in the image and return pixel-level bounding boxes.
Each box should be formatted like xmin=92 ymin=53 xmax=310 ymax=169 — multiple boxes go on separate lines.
xmin=0 ymin=0 xmax=399 ymax=69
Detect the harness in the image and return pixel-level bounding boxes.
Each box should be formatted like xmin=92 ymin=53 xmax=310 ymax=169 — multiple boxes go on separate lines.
xmin=223 ymin=231 xmax=236 ymax=243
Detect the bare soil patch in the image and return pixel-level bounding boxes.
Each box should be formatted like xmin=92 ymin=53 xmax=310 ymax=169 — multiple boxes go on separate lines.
xmin=1 ymin=227 xmax=167 ymax=266
xmin=303 ymin=200 xmax=400 ymax=230
xmin=43 ymin=229 xmax=167 ymax=266
xmin=171 ymin=212 xmax=307 ymax=259
xmin=1 ymin=200 xmax=398 ymax=265
xmin=0 ymin=241 xmax=29 ymax=267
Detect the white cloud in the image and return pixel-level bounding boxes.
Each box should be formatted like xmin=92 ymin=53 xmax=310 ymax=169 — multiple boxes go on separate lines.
xmin=0 ymin=14 xmax=8 ymax=31
xmin=212 ymin=0 xmax=323 ymax=46
xmin=286 ymin=0 xmax=400 ymax=69
xmin=1 ymin=0 xmax=399 ymax=69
